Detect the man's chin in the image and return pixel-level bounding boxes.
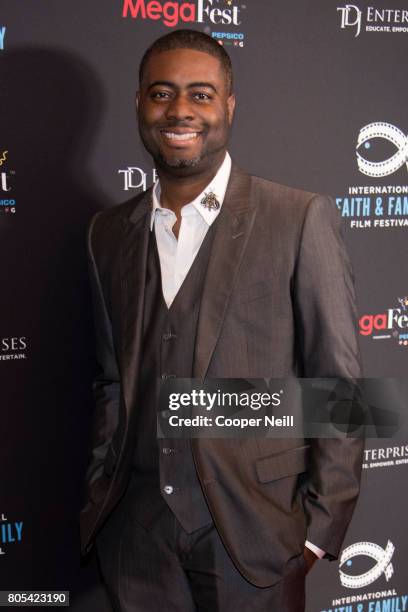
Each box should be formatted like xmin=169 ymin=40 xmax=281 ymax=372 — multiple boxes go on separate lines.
xmin=158 ymin=152 xmax=203 ymax=170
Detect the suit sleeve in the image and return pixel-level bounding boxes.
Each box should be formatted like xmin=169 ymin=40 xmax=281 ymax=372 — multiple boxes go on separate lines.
xmin=84 ymin=212 xmax=121 ymax=496
xmin=293 ymin=194 xmax=364 ymax=560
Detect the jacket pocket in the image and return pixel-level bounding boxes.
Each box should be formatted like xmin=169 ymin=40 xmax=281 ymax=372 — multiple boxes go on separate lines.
xmin=255 ymin=444 xmax=310 ymax=483
xmin=234 ymin=279 xmax=274 ymax=304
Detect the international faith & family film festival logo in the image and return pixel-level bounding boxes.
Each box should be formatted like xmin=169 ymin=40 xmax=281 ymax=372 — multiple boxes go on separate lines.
xmin=336 ymin=123 xmax=408 ymax=229
xmin=319 ymin=538 xmax=408 ymax=612
xmin=0 ymin=512 xmax=24 ymax=555
xmin=0 ymin=149 xmax=16 ymax=215
xmin=122 ymin=0 xmax=246 ymax=48
xmin=340 ymin=541 xmax=395 ymax=589
xmin=337 ymin=4 xmax=408 ymax=37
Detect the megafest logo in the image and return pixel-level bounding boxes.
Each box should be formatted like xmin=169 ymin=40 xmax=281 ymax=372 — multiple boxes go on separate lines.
xmin=319 ymin=539 xmax=408 ymax=612
xmin=359 ymin=297 xmax=408 ymax=347
xmin=337 ymin=4 xmax=408 ymax=37
xmin=0 ymin=149 xmax=17 ymax=215
xmin=336 ymin=123 xmax=408 ymax=229
xmin=0 ymin=512 xmax=24 ymax=556
xmin=122 ymin=0 xmax=246 ymax=48
xmin=0 ymin=336 xmax=28 ymax=361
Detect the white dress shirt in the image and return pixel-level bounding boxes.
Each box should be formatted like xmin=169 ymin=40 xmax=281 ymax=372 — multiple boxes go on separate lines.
xmin=150 ymin=152 xmax=231 ymax=308
xmin=150 ymin=151 xmax=325 ymax=560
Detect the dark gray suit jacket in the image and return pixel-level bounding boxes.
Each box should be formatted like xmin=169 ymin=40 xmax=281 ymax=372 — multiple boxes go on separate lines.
xmin=80 ymin=164 xmax=364 ymax=587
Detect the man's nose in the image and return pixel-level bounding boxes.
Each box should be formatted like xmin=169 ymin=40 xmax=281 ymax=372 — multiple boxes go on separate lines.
xmin=165 ymin=94 xmax=194 ymax=121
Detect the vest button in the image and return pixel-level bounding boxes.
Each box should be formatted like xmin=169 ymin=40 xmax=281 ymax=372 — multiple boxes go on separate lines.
xmin=163 ymin=485 xmax=174 ymax=495
xmin=162 ymin=447 xmax=173 ymax=454
xmin=163 ymin=332 xmax=176 ymax=341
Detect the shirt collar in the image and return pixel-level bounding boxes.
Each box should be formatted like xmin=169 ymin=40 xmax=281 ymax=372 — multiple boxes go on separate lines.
xmin=150 ymin=152 xmax=232 ymax=231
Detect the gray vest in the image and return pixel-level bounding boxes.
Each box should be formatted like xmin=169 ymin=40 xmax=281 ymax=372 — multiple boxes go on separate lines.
xmin=130 ymin=224 xmax=215 ymax=533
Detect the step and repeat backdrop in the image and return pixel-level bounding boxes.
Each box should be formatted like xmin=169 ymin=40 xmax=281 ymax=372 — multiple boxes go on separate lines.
xmin=2 ymin=1 xmax=407 ymax=610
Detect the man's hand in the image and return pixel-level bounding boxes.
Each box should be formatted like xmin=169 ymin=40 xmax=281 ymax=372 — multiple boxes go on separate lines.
xmin=303 ymin=546 xmax=318 ymax=574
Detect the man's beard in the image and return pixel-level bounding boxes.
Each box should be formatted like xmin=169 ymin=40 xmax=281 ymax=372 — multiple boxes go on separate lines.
xmin=151 ymin=138 xmax=228 ymax=174
xmin=155 ymin=150 xmax=204 ymax=169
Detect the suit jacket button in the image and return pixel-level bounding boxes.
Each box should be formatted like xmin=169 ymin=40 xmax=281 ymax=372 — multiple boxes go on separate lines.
xmin=163 ymin=485 xmax=174 ymax=495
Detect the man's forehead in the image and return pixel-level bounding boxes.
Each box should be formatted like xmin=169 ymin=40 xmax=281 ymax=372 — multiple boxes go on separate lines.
xmin=143 ymin=48 xmax=224 ymax=83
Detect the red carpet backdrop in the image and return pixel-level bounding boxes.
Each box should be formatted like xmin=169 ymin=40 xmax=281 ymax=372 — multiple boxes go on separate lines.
xmin=1 ymin=1 xmax=407 ymax=610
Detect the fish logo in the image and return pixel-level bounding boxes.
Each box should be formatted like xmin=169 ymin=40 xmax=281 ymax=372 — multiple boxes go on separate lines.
xmin=339 ymin=540 xmax=395 ymax=588
xmin=356 ymin=123 xmax=408 ymax=177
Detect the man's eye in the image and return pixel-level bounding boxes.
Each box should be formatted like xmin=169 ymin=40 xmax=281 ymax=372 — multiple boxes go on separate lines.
xmin=192 ymin=92 xmax=211 ymax=101
xmin=151 ymin=91 xmax=171 ymax=100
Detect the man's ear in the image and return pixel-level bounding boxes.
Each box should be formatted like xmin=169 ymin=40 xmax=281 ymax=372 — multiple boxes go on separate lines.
xmin=227 ymin=93 xmax=236 ymax=124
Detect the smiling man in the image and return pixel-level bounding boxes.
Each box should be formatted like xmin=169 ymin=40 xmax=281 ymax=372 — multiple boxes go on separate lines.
xmin=80 ymin=30 xmax=364 ymax=612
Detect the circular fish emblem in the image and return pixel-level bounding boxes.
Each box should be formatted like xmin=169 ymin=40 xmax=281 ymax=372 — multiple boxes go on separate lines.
xmin=339 ymin=540 xmax=395 ymax=589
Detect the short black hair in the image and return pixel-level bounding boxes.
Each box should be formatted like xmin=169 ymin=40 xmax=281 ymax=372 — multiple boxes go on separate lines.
xmin=139 ymin=29 xmax=233 ymax=94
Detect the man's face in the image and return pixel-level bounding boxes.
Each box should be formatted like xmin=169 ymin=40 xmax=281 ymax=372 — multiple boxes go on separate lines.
xmin=137 ymin=48 xmax=235 ymax=174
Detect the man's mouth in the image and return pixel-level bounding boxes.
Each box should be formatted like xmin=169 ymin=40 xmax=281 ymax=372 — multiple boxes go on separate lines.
xmin=160 ymin=130 xmax=200 ymax=142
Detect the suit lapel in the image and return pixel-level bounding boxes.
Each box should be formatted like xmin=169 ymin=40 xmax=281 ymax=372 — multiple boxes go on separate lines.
xmin=120 ymin=165 xmax=257 ymax=404
xmin=120 ymin=190 xmax=151 ymax=415
xmin=193 ymin=165 xmax=257 ymax=378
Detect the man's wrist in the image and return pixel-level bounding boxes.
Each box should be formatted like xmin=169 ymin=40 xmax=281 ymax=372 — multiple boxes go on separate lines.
xmin=305 ymin=540 xmax=326 ymax=559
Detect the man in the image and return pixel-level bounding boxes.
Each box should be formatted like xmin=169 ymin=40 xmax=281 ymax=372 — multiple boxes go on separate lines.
xmin=80 ymin=30 xmax=363 ymax=611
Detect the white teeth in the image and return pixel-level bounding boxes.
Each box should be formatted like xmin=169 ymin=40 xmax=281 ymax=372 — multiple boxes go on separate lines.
xmin=162 ymin=132 xmax=198 ymax=141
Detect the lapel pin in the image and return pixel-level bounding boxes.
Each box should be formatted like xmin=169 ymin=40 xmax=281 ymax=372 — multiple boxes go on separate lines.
xmin=200 ymin=190 xmax=220 ymax=211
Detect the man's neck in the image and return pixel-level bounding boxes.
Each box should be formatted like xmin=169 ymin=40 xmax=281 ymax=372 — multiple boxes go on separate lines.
xmin=157 ymin=151 xmax=226 ymax=217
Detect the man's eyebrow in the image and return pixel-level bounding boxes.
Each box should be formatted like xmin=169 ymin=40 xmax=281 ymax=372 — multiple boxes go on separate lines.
xmin=147 ymin=80 xmax=176 ymax=91
xmin=187 ymin=82 xmax=218 ymax=93
xmin=147 ymin=80 xmax=218 ymax=93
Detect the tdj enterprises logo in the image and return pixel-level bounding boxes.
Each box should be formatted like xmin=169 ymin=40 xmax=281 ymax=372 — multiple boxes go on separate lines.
xmin=0 ymin=26 xmax=5 ymax=50
xmin=337 ymin=4 xmax=408 ymax=37
xmin=337 ymin=4 xmax=363 ymax=37
xmin=359 ymin=297 xmax=408 ymax=346
xmin=363 ymin=444 xmax=408 ymax=470
xmin=0 ymin=513 xmax=24 ymax=555
xmin=0 ymin=337 xmax=28 ymax=361
xmin=339 ymin=540 xmax=395 ymax=589
xmin=122 ymin=0 xmax=245 ymax=47
xmin=357 ymin=123 xmax=408 ymax=178
xmin=118 ymin=166 xmax=158 ymax=192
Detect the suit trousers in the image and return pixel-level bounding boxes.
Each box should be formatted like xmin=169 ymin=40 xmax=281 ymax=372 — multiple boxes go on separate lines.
xmin=95 ymin=481 xmax=306 ymax=612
